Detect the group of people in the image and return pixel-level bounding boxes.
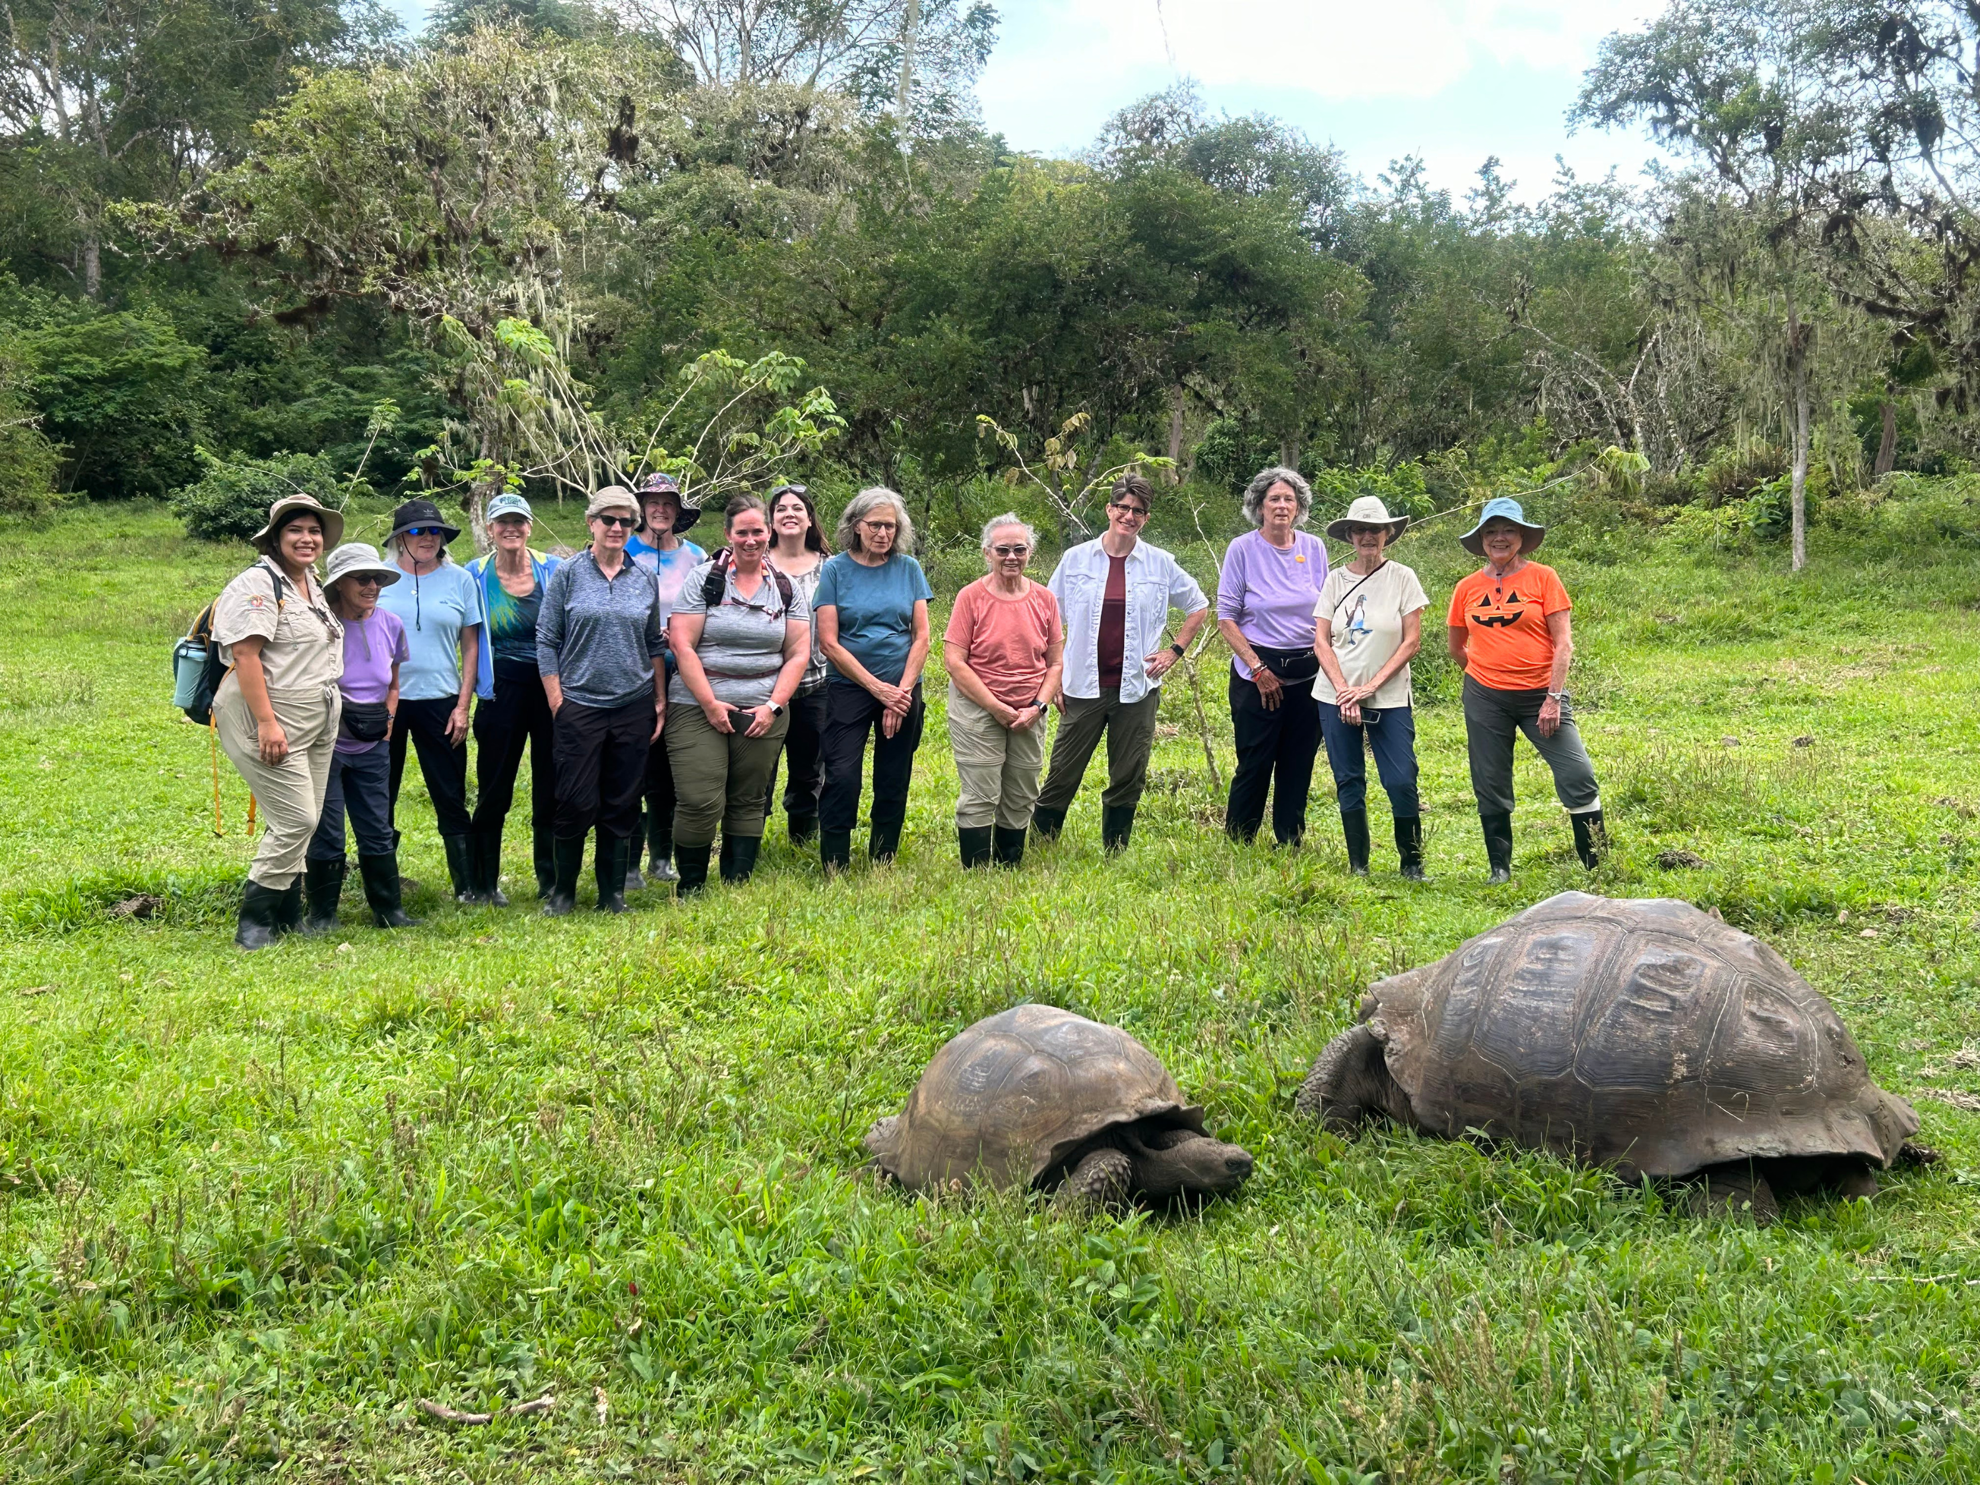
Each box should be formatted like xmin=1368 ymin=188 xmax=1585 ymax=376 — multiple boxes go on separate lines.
xmin=203 ymin=466 xmax=1605 ymax=948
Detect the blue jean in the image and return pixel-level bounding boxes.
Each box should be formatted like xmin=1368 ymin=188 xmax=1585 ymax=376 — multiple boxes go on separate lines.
xmin=1318 ymin=701 xmax=1420 ymax=817
xmin=308 ymin=742 xmax=396 ymax=860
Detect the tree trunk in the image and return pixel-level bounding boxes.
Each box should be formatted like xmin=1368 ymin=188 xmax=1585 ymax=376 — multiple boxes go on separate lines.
xmin=1786 ymin=301 xmax=1811 ymax=573
xmin=82 ymin=235 xmax=101 ymax=300
xmin=1279 ymin=432 xmax=1301 ymax=471
xmin=896 ymin=0 xmax=920 ymax=114
xmin=1874 ymin=392 xmax=1898 ymax=478
xmin=1166 ymin=385 xmax=1185 ymax=484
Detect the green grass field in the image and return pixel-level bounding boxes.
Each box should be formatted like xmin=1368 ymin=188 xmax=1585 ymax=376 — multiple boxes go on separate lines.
xmin=1 ymin=497 xmax=1978 ymax=1483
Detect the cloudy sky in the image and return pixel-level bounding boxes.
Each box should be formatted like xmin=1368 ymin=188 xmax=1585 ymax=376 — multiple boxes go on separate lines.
xmin=391 ymin=1 xmax=1671 ymax=199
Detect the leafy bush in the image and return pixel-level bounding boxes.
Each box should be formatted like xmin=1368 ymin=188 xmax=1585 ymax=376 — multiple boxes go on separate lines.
xmin=1190 ymin=418 xmax=1273 ymax=493
xmin=0 ymin=331 xmax=64 ymax=517
xmin=170 ymin=450 xmax=347 ymax=544
xmin=1309 ymin=461 xmax=1435 ymax=520
xmin=1698 ymin=441 xmax=1786 ymax=507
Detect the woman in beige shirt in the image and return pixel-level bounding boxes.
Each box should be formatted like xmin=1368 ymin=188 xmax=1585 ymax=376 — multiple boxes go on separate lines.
xmin=211 ymin=493 xmax=345 ymax=948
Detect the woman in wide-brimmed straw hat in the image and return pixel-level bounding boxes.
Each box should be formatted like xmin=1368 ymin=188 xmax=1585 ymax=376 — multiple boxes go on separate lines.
xmin=1313 ymin=494 xmax=1430 ymax=879
xmin=374 ymin=497 xmax=485 ymax=904
xmin=302 ymin=542 xmax=420 ymax=934
xmin=1445 ymin=496 xmax=1605 ymax=882
xmin=210 ymin=493 xmax=346 ymax=948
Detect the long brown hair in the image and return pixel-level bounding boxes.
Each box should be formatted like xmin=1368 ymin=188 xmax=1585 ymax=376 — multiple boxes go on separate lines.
xmin=769 ymin=483 xmax=832 ymax=555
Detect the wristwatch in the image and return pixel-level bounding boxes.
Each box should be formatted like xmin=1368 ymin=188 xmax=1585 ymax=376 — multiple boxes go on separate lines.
xmin=769 ymin=702 xmax=785 ymax=716
xmin=1169 ymin=642 xmax=1185 ymax=659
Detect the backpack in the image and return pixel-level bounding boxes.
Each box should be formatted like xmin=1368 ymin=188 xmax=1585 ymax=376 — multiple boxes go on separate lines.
xmin=701 ymin=548 xmax=795 ymax=613
xmin=172 ymin=563 xmax=290 ymax=726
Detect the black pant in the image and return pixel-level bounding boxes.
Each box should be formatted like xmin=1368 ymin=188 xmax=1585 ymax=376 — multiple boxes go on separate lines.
xmin=819 ymin=681 xmax=924 ymax=833
xmin=389 ymin=695 xmax=472 ymax=839
xmin=552 ymin=696 xmax=655 ymax=841
xmin=472 ymin=660 xmax=556 ymax=840
xmin=1319 ymin=701 xmax=1420 ymax=816
xmin=1225 ymin=669 xmax=1321 ymax=844
xmin=764 ymin=685 xmax=828 ymax=821
xmin=308 ymin=742 xmax=395 ymax=860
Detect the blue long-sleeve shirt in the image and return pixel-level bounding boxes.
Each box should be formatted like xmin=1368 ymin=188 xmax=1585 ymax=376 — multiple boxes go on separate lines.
xmin=535 ymin=549 xmax=665 ymax=710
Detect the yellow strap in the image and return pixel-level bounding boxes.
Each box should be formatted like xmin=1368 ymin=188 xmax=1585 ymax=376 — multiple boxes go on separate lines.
xmin=247 ymin=793 xmax=257 ymax=832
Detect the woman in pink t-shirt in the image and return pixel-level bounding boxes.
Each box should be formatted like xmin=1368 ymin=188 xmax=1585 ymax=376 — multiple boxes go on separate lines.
xmin=943 ymin=514 xmax=1064 ymax=868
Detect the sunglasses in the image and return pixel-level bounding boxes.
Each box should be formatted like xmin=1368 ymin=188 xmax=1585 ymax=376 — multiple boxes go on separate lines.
xmin=349 ymin=575 xmax=385 ymax=587
xmin=594 ymin=513 xmax=636 ymax=529
xmin=991 ymin=544 xmax=1030 ymax=557
xmin=402 ymin=527 xmax=445 ymax=539
xmin=1108 ymin=502 xmax=1149 ymax=518
xmin=770 ymin=484 xmax=809 ymax=499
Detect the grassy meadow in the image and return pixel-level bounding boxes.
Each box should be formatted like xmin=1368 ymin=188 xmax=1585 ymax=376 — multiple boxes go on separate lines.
xmin=1 ymin=493 xmax=1979 ymax=1482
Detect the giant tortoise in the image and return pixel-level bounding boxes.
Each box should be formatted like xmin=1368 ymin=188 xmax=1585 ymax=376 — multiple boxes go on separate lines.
xmin=865 ymin=1005 xmax=1255 ymax=1206
xmin=1297 ymin=892 xmax=1923 ymax=1219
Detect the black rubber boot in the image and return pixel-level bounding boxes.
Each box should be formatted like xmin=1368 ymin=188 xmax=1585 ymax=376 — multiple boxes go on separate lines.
xmin=275 ymin=879 xmax=304 ymax=936
xmin=869 ymin=806 xmax=906 ymax=864
xmin=720 ymin=834 xmax=762 ymax=884
xmin=533 ymin=829 xmax=556 ymax=899
xmin=442 ymin=833 xmax=478 ymax=904
xmin=786 ymin=813 xmax=819 ymax=847
xmin=624 ymin=855 xmax=646 ymax=893
xmin=358 ymin=853 xmax=420 ymax=928
xmin=234 ymin=879 xmax=283 ymax=951
xmin=1394 ymin=816 xmax=1426 ymax=881
xmin=1340 ymin=807 xmax=1371 ymax=876
xmin=1101 ymin=804 xmax=1136 ymax=855
xmin=992 ymin=825 xmax=1026 ymax=868
xmin=958 ymin=825 xmax=994 ymax=868
xmin=541 ymin=834 xmax=585 ymax=917
xmin=820 ymin=829 xmax=853 ymax=874
xmin=1481 ymin=811 xmax=1514 ymax=884
xmin=594 ymin=833 xmax=630 ymax=913
xmin=646 ymin=809 xmax=677 ymax=883
xmin=674 ymin=843 xmax=713 ymax=896
xmin=1030 ymin=804 xmax=1067 ymax=842
xmin=301 ymin=857 xmax=346 ymax=935
xmin=477 ymin=827 xmax=510 ymax=907
xmin=1572 ymin=808 xmax=1607 ymax=870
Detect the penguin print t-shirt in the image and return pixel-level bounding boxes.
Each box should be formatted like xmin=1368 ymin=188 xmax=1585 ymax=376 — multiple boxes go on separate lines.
xmin=1447 ymin=561 xmax=1571 ymax=692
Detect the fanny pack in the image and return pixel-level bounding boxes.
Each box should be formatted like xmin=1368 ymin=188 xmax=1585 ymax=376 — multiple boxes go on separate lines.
xmin=340 ymin=699 xmax=392 ymax=743
xmin=1250 ymin=644 xmax=1321 ymax=684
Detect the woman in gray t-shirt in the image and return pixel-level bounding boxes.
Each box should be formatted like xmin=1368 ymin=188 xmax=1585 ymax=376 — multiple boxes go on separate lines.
xmin=665 ymin=494 xmax=812 ymax=893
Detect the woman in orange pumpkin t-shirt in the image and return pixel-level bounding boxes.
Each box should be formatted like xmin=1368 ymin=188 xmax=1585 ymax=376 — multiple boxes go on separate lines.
xmin=1445 ymin=498 xmax=1604 ymax=883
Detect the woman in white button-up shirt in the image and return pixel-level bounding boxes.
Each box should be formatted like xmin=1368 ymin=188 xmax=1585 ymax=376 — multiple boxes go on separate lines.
xmin=1031 ymin=473 xmax=1210 ymax=853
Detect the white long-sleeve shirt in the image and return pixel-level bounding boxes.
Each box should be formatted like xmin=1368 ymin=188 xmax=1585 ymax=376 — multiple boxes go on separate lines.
xmin=1047 ymin=538 xmax=1209 ymax=703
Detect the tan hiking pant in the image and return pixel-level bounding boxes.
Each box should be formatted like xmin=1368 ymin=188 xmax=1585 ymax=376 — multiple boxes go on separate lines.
xmin=216 ymin=675 xmax=342 ymax=888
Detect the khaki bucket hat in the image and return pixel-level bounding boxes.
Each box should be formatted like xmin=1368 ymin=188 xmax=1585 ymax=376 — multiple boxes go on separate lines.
xmin=250 ymin=492 xmax=345 ymax=555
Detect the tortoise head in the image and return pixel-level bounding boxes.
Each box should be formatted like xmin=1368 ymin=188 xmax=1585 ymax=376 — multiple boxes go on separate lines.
xmin=1124 ymin=1124 xmax=1255 ymax=1199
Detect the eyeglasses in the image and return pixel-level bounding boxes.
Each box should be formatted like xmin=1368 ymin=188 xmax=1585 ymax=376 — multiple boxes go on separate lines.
xmin=1108 ymin=502 xmax=1149 ymax=519
xmin=991 ymin=544 xmax=1030 ymax=557
xmin=594 ymin=514 xmax=636 ymax=529
xmin=860 ymin=520 xmax=898 ymax=532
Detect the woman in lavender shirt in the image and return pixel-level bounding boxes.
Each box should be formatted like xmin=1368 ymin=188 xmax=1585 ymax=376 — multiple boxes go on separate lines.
xmin=1216 ymin=465 xmax=1329 ymax=845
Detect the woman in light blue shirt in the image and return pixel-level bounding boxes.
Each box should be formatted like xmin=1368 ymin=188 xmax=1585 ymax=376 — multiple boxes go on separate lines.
xmin=375 ymin=498 xmax=484 ymax=903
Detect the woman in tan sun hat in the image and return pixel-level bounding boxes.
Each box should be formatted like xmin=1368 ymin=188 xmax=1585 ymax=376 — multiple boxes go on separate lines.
xmin=1314 ymin=494 xmax=1429 ymax=880
xmin=210 ymin=492 xmax=346 ymax=949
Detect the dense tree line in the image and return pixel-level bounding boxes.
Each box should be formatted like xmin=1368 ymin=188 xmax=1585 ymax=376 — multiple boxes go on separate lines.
xmin=3 ymin=0 xmax=1978 ymax=560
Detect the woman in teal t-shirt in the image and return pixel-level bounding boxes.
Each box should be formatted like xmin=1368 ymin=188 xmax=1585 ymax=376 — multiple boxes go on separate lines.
xmin=812 ymin=487 xmax=932 ymax=871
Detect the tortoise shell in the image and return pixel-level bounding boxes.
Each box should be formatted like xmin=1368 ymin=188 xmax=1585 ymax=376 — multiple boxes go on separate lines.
xmin=1361 ymin=892 xmax=1917 ymax=1179
xmin=865 ymin=1005 xmax=1205 ymax=1191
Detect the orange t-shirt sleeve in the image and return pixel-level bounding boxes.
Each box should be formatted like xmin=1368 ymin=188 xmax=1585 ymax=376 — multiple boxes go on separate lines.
xmin=1446 ymin=579 xmax=1471 ymax=629
xmin=943 ymin=584 xmax=978 ymax=652
xmin=1538 ymin=566 xmax=1571 ymax=614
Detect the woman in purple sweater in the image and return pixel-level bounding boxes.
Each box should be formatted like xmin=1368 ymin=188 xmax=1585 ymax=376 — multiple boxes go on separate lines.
xmin=1216 ymin=466 xmax=1329 ymax=845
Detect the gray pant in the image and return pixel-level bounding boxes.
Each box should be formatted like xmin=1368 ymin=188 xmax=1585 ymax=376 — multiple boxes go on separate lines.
xmin=1035 ymin=687 xmax=1162 ymax=813
xmin=948 ymin=685 xmax=1047 ymax=829
xmin=666 ymin=701 xmax=791 ymax=847
xmin=1461 ymin=674 xmax=1600 ymax=816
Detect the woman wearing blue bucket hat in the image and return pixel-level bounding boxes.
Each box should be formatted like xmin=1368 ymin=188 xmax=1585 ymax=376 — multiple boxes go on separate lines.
xmin=1445 ymin=497 xmax=1605 ymax=882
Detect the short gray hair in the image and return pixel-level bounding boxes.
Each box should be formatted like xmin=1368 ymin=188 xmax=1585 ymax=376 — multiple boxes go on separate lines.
xmin=979 ymin=512 xmax=1037 ymax=553
xmin=836 ymin=487 xmax=915 ymax=555
xmin=1241 ymin=465 xmax=1313 ymax=527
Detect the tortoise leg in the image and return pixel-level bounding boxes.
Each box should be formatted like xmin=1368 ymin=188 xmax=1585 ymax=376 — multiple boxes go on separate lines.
xmin=1702 ymin=1166 xmax=1780 ymax=1226
xmin=1061 ymin=1147 xmax=1135 ymax=1211
xmin=1897 ymin=1140 xmax=1942 ymax=1167
xmin=1833 ymin=1165 xmax=1880 ymax=1200
xmin=1295 ymin=1025 xmax=1397 ymax=1129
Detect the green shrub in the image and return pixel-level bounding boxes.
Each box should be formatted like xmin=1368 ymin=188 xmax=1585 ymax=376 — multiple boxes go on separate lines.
xmin=1309 ymin=461 xmax=1435 ymax=520
xmin=169 ymin=449 xmax=347 ymax=545
xmin=0 ymin=331 xmax=63 ymax=517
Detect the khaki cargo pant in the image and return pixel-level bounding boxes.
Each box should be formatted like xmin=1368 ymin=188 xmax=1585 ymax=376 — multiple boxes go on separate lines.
xmin=666 ymin=701 xmax=790 ymax=847
xmin=216 ymin=675 xmax=342 ymax=889
xmin=947 ymin=685 xmax=1047 ymax=830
